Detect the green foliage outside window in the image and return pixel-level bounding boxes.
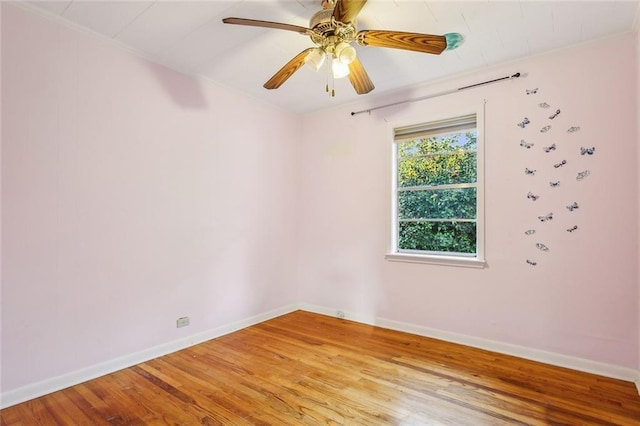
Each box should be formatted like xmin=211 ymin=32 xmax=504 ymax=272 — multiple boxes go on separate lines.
xmin=397 ymin=130 xmax=477 ymax=254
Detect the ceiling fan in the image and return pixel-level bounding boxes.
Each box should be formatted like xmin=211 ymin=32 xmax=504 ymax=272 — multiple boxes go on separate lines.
xmin=222 ymin=0 xmax=463 ymax=96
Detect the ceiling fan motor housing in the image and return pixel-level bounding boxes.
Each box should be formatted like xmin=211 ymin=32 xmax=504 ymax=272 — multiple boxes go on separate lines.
xmin=309 ymin=8 xmax=357 ymax=49
xmin=309 ymin=9 xmax=335 ymax=35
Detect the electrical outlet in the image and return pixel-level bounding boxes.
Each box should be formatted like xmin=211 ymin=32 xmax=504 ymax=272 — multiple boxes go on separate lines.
xmin=176 ymin=316 xmax=190 ymax=328
xmin=336 ymin=310 xmax=345 ymax=319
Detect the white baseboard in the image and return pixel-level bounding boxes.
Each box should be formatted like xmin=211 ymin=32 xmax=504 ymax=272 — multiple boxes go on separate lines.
xmin=3 ymin=303 xmax=639 ymax=408
xmin=0 ymin=304 xmax=298 ymax=409
xmin=299 ymin=304 xmax=640 ymax=387
xmin=375 ymin=316 xmax=640 ymax=384
xmin=297 ymin=303 xmax=378 ymax=325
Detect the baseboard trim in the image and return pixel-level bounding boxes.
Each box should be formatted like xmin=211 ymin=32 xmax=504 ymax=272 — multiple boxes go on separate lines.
xmin=299 ymin=304 xmax=640 ymax=387
xmin=375 ymin=316 xmax=639 ymax=384
xmin=297 ymin=303 xmax=377 ymax=325
xmin=0 ymin=304 xmax=298 ymax=409
xmin=4 ymin=303 xmax=639 ymax=408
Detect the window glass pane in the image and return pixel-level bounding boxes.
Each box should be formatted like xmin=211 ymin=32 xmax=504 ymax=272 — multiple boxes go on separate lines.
xmin=392 ymin=111 xmax=481 ymax=260
xmin=398 ymin=188 xmax=476 ymax=220
xmin=398 ymin=130 xmax=477 ymax=158
xmin=398 ymin=221 xmax=477 ymax=254
xmin=398 ymin=151 xmax=477 ymax=187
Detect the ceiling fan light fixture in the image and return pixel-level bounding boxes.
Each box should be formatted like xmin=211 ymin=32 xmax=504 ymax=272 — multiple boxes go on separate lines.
xmin=305 ymin=48 xmax=326 ymax=71
xmin=332 ymin=59 xmax=350 ymax=78
xmin=225 ymin=0 xmax=458 ymax=96
xmin=334 ymin=41 xmax=356 ymax=64
xmin=444 ymin=33 xmax=465 ymax=51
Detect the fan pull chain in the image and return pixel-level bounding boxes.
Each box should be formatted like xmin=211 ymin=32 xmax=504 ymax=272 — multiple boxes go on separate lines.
xmin=326 ymin=54 xmax=335 ymax=97
xmin=329 ymin=54 xmax=336 ymax=97
xmin=326 ymin=58 xmax=330 ymax=94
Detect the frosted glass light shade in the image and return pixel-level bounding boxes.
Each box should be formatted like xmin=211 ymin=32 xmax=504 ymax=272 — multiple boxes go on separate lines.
xmin=305 ymin=48 xmax=326 ymax=71
xmin=334 ymin=42 xmax=356 ymax=65
xmin=332 ymin=60 xmax=350 ymax=78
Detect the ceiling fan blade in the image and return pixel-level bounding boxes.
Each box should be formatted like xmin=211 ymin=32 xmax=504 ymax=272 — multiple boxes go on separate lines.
xmin=356 ymin=30 xmax=447 ymax=55
xmin=348 ymin=57 xmax=374 ymax=94
xmin=332 ymin=0 xmax=367 ymax=24
xmin=264 ymin=49 xmax=314 ymax=90
xmin=222 ymin=17 xmax=311 ymax=35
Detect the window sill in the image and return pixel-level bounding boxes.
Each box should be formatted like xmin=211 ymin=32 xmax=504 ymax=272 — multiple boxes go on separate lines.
xmin=385 ymin=253 xmax=487 ymax=268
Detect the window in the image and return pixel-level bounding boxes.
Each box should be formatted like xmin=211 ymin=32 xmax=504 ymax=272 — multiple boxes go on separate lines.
xmin=387 ymin=108 xmax=485 ymax=267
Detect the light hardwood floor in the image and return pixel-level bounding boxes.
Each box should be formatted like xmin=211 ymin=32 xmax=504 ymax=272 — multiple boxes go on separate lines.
xmin=2 ymin=310 xmax=640 ymax=425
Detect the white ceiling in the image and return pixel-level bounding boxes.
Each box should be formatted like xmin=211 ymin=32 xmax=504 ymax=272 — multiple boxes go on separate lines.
xmin=21 ymin=0 xmax=640 ymax=113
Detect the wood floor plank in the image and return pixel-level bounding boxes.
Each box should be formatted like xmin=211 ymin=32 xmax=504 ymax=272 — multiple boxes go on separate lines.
xmin=145 ymin=355 xmax=261 ymax=424
xmin=60 ymin=386 xmax=113 ymax=425
xmin=2 ymin=310 xmax=640 ymax=425
xmin=42 ymin=391 xmax=96 ymax=425
xmin=387 ymin=355 xmax=629 ymax=424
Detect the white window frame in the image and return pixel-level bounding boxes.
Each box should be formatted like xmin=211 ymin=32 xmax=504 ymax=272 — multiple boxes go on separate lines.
xmin=386 ymin=104 xmax=486 ymax=268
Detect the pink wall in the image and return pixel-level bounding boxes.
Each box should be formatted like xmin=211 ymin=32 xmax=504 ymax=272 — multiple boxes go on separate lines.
xmin=2 ymin=2 xmax=639 ymax=399
xmin=1 ymin=4 xmax=299 ymax=392
xmin=637 ymin=28 xmax=640 ymax=373
xmin=0 ymin=0 xmax=3 ymax=394
xmin=298 ymin=34 xmax=639 ymax=368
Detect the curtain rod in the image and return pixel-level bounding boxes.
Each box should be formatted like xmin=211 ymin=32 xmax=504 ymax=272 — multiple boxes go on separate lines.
xmin=350 ymin=72 xmax=522 ymax=116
